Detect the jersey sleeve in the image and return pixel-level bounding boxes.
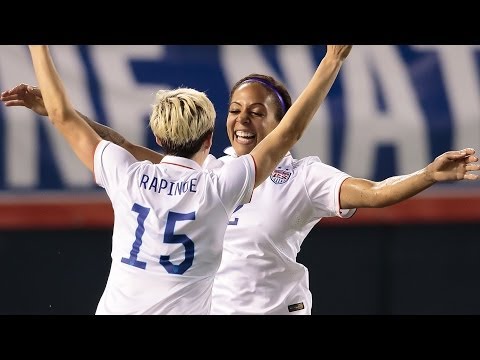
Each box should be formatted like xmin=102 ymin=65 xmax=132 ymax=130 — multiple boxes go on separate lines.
xmin=211 ymin=154 xmax=255 ymax=214
xmin=94 ymin=140 xmax=139 ymax=196
xmin=303 ymin=157 xmax=356 ymax=219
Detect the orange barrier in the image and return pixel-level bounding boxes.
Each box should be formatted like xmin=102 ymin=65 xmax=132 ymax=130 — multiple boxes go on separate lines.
xmin=0 ymin=194 xmax=113 ymax=229
xmin=0 ymin=192 xmax=478 ymax=229
xmin=321 ymin=195 xmax=480 ymax=226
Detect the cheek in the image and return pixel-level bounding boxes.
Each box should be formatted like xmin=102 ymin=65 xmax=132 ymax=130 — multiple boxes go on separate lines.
xmin=226 ymin=118 xmax=235 ymax=135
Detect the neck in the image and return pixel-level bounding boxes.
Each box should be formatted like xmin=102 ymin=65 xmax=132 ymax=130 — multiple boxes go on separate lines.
xmin=190 ymin=149 xmax=209 ymax=167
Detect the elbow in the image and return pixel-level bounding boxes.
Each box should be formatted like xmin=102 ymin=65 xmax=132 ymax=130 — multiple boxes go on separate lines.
xmin=48 ymin=106 xmax=71 ymax=124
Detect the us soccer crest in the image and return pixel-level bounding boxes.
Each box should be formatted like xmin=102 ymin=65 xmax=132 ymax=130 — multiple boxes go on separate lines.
xmin=270 ymin=168 xmax=292 ymax=184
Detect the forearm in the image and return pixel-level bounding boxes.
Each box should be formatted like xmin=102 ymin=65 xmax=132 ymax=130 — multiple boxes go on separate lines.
xmin=300 ymin=54 xmax=344 ymax=121
xmin=29 ymin=46 xmax=74 ymax=121
xmin=283 ymin=56 xmax=343 ymax=141
xmin=373 ymin=168 xmax=436 ymax=207
xmin=252 ymin=52 xmax=345 ymax=186
xmin=29 ymin=45 xmax=100 ymax=172
xmin=267 ymin=56 xmax=343 ymax=156
xmin=77 ymin=111 xmax=163 ymax=163
xmin=77 ymin=111 xmax=128 ymax=146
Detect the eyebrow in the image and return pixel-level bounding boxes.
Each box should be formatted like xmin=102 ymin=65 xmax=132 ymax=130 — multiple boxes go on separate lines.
xmin=229 ymin=101 xmax=266 ymax=107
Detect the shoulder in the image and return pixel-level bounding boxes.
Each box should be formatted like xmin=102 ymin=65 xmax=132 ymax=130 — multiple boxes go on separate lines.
xmin=291 ymin=155 xmax=349 ymax=183
xmin=291 ymin=155 xmax=323 ymax=170
xmin=203 ymin=154 xmax=225 ymax=169
xmin=207 ymin=154 xmax=254 ymax=177
xmin=218 ymin=154 xmax=234 ymax=163
xmin=96 ymin=140 xmax=139 ymax=167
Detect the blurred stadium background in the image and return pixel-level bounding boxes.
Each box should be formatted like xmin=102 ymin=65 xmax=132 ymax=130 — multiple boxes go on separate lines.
xmin=1 ymin=45 xmax=479 ymax=314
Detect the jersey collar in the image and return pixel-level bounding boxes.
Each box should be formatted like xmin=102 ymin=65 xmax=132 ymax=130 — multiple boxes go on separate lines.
xmin=161 ymin=155 xmax=203 ymax=171
xmin=223 ymin=146 xmax=291 ymax=158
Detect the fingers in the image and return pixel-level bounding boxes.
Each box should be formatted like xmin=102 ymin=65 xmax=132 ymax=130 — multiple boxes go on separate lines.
xmin=464 ymin=159 xmax=480 ymax=180
xmin=462 ymin=147 xmax=476 ymax=155
xmin=1 ymin=83 xmax=27 ymax=96
xmin=1 ymin=83 xmax=37 ymax=99
xmin=12 ymin=83 xmax=29 ymax=93
xmin=0 ymin=90 xmax=28 ymax=108
xmin=27 ymin=85 xmax=41 ymax=97
xmin=466 ymin=161 xmax=480 ymax=169
xmin=2 ymin=100 xmax=25 ymax=107
xmin=464 ymin=173 xmax=480 ymax=180
xmin=0 ymin=93 xmax=22 ymax=102
xmin=0 ymin=92 xmax=28 ymax=108
xmin=465 ymin=155 xmax=479 ymax=164
xmin=445 ymin=148 xmax=476 ymax=160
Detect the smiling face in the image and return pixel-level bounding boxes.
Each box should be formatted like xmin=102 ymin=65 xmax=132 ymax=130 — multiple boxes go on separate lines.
xmin=226 ymin=82 xmax=282 ymax=156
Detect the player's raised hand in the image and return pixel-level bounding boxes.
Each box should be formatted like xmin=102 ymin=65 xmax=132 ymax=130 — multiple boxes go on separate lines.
xmin=326 ymin=45 xmax=352 ymax=61
xmin=426 ymin=148 xmax=480 ymax=182
xmin=0 ymin=83 xmax=47 ymax=116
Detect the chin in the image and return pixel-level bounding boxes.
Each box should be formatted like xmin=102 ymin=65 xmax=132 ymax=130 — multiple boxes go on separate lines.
xmin=234 ymin=145 xmax=254 ymax=156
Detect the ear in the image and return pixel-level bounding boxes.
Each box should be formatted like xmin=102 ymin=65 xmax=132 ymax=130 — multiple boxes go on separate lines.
xmin=155 ymin=136 xmax=162 ymax=146
xmin=204 ymin=132 xmax=213 ymax=151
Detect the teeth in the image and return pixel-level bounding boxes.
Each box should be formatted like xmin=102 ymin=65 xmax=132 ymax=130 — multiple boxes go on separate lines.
xmin=235 ymin=130 xmax=255 ymax=138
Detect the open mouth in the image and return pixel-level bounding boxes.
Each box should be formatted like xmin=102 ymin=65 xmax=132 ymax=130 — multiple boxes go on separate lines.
xmin=235 ymin=130 xmax=256 ymax=145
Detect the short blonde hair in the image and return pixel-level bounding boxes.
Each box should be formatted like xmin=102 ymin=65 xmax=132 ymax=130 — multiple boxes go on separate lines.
xmin=150 ymin=88 xmax=216 ymax=156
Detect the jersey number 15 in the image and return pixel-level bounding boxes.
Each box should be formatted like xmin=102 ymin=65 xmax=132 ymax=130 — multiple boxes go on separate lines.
xmin=121 ymin=203 xmax=195 ymax=275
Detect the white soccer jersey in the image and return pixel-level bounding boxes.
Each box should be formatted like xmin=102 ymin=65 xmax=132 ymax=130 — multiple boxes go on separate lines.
xmin=94 ymin=140 xmax=255 ymax=315
xmin=210 ymin=148 xmax=356 ymax=315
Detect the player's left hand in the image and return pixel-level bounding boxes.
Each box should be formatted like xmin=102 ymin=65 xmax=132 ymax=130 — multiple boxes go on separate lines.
xmin=426 ymin=148 xmax=480 ymax=181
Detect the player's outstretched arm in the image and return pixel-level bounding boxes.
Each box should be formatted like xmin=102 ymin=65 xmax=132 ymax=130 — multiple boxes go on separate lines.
xmin=340 ymin=148 xmax=480 ymax=209
xmin=28 ymin=45 xmax=101 ymax=172
xmin=250 ymin=45 xmax=352 ymax=188
xmin=0 ymin=83 xmax=164 ymax=163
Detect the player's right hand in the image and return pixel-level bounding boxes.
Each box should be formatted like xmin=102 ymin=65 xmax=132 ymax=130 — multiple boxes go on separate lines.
xmin=0 ymin=83 xmax=48 ymax=116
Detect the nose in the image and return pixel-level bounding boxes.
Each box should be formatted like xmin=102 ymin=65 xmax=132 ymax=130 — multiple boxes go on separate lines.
xmin=236 ymin=110 xmax=250 ymax=124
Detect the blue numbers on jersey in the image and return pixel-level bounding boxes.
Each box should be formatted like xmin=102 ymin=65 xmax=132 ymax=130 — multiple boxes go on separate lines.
xmin=160 ymin=211 xmax=195 ymax=274
xmin=121 ymin=203 xmax=195 ymax=274
xmin=121 ymin=203 xmax=149 ymax=269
